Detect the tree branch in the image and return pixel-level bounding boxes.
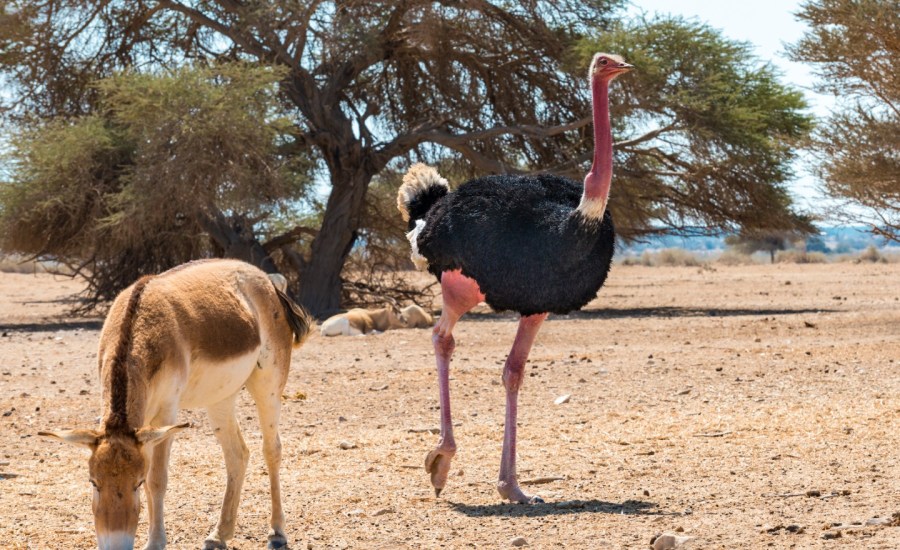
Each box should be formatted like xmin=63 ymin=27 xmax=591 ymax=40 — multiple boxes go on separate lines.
xmin=156 ymin=0 xmax=271 ymax=59
xmin=262 ymin=225 xmax=319 ymax=252
xmin=376 ymin=116 xmax=592 ymax=166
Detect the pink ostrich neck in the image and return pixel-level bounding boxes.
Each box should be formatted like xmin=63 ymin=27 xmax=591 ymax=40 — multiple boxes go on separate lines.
xmin=578 ymin=75 xmax=612 ymax=220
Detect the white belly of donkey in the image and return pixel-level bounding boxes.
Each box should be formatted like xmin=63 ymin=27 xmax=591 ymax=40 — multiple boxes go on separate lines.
xmin=179 ymin=349 xmax=261 ymax=409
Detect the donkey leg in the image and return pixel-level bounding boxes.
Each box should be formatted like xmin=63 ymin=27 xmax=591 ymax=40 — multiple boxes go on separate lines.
xmin=246 ymin=368 xmax=289 ymax=549
xmin=143 ymin=409 xmax=178 ymax=550
xmin=203 ymin=393 xmax=249 ymax=550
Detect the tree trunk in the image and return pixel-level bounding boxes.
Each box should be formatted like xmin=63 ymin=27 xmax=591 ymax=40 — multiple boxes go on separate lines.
xmin=298 ymin=166 xmax=372 ymax=317
xmin=770 ymin=249 xmax=775 ymax=264
xmin=200 ymin=209 xmax=279 ymax=273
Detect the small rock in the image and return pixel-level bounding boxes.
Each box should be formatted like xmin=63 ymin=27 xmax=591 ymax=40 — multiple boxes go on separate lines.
xmin=369 ymin=384 xmax=388 ymax=391
xmin=786 ymin=525 xmax=804 ymax=534
xmin=338 ymin=416 xmax=347 ymax=422
xmin=675 ymin=389 xmax=691 ymax=396
xmin=372 ymin=508 xmax=394 ymax=517
xmin=510 ymin=536 xmax=527 ymax=547
xmin=345 ymin=509 xmax=365 ymax=517
xmin=407 ymin=427 xmax=440 ymax=434
xmin=554 ymin=394 xmax=571 ymax=405
xmin=822 ymin=531 xmax=841 ymax=540
xmin=339 ymin=441 xmax=357 ymax=450
xmin=865 ymin=517 xmax=891 ymax=526
xmin=651 ymin=533 xmax=692 ymax=550
xmin=806 ymin=489 xmax=821 ymax=497
xmin=79 ymin=389 xmax=90 ymax=395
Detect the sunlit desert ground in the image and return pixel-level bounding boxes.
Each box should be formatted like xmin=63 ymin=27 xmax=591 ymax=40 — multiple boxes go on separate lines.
xmin=1 ymin=262 xmax=899 ymax=549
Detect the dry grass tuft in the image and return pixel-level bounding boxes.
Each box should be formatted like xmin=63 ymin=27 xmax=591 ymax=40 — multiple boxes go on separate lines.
xmin=855 ymin=245 xmax=888 ymax=264
xmin=620 ymin=248 xmax=703 ymax=267
xmin=715 ymin=250 xmax=759 ymax=266
xmin=775 ymin=250 xmax=828 ymax=264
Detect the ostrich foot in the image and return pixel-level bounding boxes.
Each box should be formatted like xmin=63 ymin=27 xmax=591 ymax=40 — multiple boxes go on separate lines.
xmin=497 ymin=479 xmax=544 ymax=504
xmin=425 ymin=445 xmax=456 ymax=496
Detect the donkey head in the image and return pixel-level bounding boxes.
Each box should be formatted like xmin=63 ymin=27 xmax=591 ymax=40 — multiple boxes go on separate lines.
xmin=40 ymin=423 xmax=188 ymax=550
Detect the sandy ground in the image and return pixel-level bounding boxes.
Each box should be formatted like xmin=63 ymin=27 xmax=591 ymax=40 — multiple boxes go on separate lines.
xmin=1 ymin=263 xmax=899 ymax=549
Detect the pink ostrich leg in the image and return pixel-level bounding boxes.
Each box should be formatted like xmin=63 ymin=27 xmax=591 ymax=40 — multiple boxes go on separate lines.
xmin=426 ymin=270 xmax=485 ymax=496
xmin=497 ymin=313 xmax=547 ymax=503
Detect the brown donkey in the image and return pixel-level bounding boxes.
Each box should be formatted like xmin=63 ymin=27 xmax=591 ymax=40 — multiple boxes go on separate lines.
xmin=40 ymin=260 xmax=312 ymax=550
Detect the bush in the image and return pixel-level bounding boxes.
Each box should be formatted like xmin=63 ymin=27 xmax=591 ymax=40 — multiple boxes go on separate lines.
xmin=856 ymin=245 xmax=888 ymax=263
xmin=775 ymin=250 xmax=828 ymax=263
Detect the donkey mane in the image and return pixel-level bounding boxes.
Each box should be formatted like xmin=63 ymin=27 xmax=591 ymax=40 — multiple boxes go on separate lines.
xmin=105 ymin=275 xmax=154 ymax=435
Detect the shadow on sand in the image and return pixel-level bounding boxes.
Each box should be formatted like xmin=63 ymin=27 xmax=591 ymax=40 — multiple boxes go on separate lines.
xmin=460 ymin=305 xmax=833 ymax=322
xmin=448 ymin=498 xmax=672 ymax=518
xmin=0 ymin=320 xmax=103 ymax=333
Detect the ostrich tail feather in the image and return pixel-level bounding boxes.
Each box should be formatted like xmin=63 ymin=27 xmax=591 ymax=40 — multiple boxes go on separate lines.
xmin=397 ymin=163 xmax=449 ymax=222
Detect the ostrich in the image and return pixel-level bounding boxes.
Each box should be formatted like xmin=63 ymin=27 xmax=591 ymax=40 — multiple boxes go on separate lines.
xmin=396 ymin=53 xmax=632 ymax=504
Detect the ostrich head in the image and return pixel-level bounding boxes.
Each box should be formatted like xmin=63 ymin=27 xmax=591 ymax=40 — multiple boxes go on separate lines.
xmin=590 ymin=53 xmax=633 ymax=81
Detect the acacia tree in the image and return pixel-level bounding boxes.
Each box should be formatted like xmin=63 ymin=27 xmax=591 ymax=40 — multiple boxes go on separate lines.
xmin=0 ymin=64 xmax=311 ymax=308
xmin=790 ymin=0 xmax=900 ymax=241
xmin=1 ymin=1 xmax=814 ymax=314
xmin=583 ymin=17 xmax=814 ymax=236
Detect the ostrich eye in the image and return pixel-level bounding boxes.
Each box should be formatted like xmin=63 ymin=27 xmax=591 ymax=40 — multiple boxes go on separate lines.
xmin=599 ymin=58 xmax=608 ymax=65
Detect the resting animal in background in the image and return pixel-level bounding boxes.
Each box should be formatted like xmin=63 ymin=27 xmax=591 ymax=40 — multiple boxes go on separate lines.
xmin=320 ymin=304 xmax=433 ymax=336
xmin=40 ymin=260 xmax=312 ymax=550
xmin=397 ymin=53 xmax=631 ymax=504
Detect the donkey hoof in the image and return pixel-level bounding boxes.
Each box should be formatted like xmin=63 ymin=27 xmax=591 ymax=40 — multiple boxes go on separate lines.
xmin=202 ymin=540 xmax=228 ymax=550
xmin=267 ymin=537 xmax=288 ymax=549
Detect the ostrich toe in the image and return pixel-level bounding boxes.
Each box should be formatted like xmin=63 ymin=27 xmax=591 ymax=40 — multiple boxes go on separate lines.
xmin=425 ymin=446 xmax=456 ymax=496
xmin=497 ymin=479 xmax=544 ymax=504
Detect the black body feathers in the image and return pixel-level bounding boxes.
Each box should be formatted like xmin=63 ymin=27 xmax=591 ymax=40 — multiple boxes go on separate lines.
xmin=407 ymin=185 xmax=448 ymax=224
xmin=408 ymin=173 xmax=615 ymax=316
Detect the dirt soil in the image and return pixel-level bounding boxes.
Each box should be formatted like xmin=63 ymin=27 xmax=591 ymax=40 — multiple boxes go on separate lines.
xmin=1 ymin=263 xmax=899 ymax=549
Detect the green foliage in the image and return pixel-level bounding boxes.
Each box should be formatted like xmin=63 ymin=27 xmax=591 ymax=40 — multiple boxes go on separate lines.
xmin=579 ymin=16 xmax=813 ymax=235
xmin=790 ymin=0 xmax=900 ymax=241
xmin=0 ymin=62 xmax=311 ymax=307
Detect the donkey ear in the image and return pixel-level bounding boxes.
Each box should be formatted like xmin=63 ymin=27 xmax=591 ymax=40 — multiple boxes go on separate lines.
xmin=39 ymin=429 xmax=101 ymax=449
xmin=135 ymin=422 xmax=191 ymax=445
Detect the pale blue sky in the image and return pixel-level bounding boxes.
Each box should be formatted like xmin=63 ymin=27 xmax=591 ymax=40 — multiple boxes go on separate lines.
xmin=627 ymin=0 xmax=831 ymax=114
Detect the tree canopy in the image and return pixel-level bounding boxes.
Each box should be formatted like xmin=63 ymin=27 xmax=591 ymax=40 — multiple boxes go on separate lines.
xmin=0 ymin=63 xmax=310 ymax=308
xmin=790 ymin=0 xmax=900 ymax=241
xmin=582 ymin=17 xmax=813 ymax=236
xmin=0 ymin=1 xmax=814 ymax=314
